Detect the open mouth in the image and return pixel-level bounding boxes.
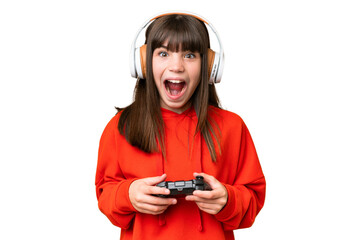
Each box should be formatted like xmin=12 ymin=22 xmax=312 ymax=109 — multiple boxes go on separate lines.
xmin=164 ymin=80 xmax=186 ymax=97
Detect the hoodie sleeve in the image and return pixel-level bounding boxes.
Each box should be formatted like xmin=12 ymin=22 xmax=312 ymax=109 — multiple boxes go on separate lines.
xmin=95 ymin=114 xmax=138 ymax=229
xmin=215 ymin=120 xmax=266 ymax=230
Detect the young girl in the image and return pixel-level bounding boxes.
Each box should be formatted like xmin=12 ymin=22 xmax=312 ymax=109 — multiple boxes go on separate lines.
xmin=95 ymin=12 xmax=265 ymax=240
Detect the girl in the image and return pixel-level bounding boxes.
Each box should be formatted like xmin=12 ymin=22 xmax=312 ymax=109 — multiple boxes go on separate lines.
xmin=95 ymin=12 xmax=265 ymax=240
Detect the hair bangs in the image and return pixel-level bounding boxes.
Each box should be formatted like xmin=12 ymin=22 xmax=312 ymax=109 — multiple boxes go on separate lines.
xmin=148 ymin=14 xmax=209 ymax=54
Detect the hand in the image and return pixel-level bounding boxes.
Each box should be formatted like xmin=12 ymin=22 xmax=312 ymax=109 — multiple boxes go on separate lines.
xmin=185 ymin=172 xmax=228 ymax=215
xmin=129 ymin=174 xmax=177 ymax=215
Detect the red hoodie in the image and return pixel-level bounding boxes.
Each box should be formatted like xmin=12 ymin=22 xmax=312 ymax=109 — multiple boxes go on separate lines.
xmin=95 ymin=107 xmax=265 ymax=240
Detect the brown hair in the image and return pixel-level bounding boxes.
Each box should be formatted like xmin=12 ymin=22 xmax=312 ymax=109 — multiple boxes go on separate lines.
xmin=117 ymin=14 xmax=221 ymax=161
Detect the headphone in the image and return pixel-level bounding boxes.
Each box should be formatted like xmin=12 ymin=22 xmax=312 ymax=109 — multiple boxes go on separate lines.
xmin=129 ymin=11 xmax=224 ymax=84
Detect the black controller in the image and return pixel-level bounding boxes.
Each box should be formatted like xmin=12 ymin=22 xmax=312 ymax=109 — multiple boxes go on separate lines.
xmin=155 ymin=176 xmax=212 ymax=198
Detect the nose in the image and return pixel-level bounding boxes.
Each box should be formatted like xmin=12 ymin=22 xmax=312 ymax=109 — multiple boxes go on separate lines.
xmin=168 ymin=54 xmax=184 ymax=72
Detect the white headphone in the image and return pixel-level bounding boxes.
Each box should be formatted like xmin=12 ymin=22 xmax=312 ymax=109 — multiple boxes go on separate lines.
xmin=129 ymin=11 xmax=224 ymax=84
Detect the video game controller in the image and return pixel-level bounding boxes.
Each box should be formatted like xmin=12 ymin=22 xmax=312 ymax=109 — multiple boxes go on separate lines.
xmin=155 ymin=176 xmax=212 ymax=198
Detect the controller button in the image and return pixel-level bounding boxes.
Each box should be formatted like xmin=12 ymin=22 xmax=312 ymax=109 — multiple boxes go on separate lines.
xmin=175 ymin=182 xmax=185 ymax=187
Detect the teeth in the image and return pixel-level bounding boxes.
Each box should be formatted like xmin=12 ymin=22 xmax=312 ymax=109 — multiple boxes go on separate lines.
xmin=167 ymin=80 xmax=182 ymax=83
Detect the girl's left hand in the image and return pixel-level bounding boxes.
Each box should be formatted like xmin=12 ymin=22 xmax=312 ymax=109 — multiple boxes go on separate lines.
xmin=185 ymin=172 xmax=228 ymax=215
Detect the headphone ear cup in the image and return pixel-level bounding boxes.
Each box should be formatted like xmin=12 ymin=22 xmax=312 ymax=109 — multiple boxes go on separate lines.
xmin=207 ymin=49 xmax=215 ymax=82
xmin=134 ymin=47 xmax=142 ymax=78
xmin=134 ymin=44 xmax=147 ymax=79
xmin=207 ymin=48 xmax=223 ymax=84
xmin=208 ymin=49 xmax=222 ymax=84
xmin=139 ymin=44 xmax=147 ymax=79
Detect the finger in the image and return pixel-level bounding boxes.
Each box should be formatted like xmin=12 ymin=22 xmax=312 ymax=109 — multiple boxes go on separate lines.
xmin=143 ymin=174 xmax=167 ymax=186
xmin=142 ymin=185 xmax=171 ymax=197
xmin=185 ymin=194 xmax=219 ymax=203
xmin=148 ymin=195 xmax=177 ymax=206
xmin=134 ymin=192 xmax=177 ymax=206
xmin=194 ymin=195 xmax=227 ymax=208
xmin=195 ymin=201 xmax=219 ymax=210
xmin=193 ymin=172 xmax=220 ymax=189
xmin=195 ymin=203 xmax=222 ymax=215
xmin=134 ymin=202 xmax=170 ymax=215
xmin=192 ymin=189 xmax=222 ymax=200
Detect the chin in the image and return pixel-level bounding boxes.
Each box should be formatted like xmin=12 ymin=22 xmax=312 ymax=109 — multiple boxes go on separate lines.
xmin=161 ymin=100 xmax=186 ymax=112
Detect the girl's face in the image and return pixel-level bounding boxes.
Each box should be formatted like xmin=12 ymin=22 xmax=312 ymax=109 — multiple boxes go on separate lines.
xmin=152 ymin=43 xmax=201 ymax=114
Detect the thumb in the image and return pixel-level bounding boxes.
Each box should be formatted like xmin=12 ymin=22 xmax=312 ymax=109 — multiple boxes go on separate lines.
xmin=143 ymin=173 xmax=167 ymax=186
xmin=194 ymin=172 xmax=219 ymax=189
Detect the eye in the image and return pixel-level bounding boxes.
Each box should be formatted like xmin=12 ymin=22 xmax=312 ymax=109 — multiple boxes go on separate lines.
xmin=184 ymin=52 xmax=196 ymax=59
xmin=159 ymin=51 xmax=168 ymax=57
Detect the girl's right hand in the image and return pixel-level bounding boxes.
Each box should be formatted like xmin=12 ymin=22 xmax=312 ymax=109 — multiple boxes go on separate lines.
xmin=129 ymin=174 xmax=177 ymax=215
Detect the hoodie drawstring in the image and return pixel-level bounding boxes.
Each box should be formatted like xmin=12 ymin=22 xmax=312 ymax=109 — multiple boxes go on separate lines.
xmin=158 ymin=143 xmax=167 ymax=227
xmin=194 ymin=131 xmax=204 ymax=232
xmin=157 ymin=112 xmax=204 ymax=232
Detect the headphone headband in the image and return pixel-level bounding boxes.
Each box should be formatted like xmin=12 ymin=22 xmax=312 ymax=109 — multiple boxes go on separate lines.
xmin=130 ymin=11 xmax=224 ymax=84
xmin=150 ymin=12 xmax=209 ymax=24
